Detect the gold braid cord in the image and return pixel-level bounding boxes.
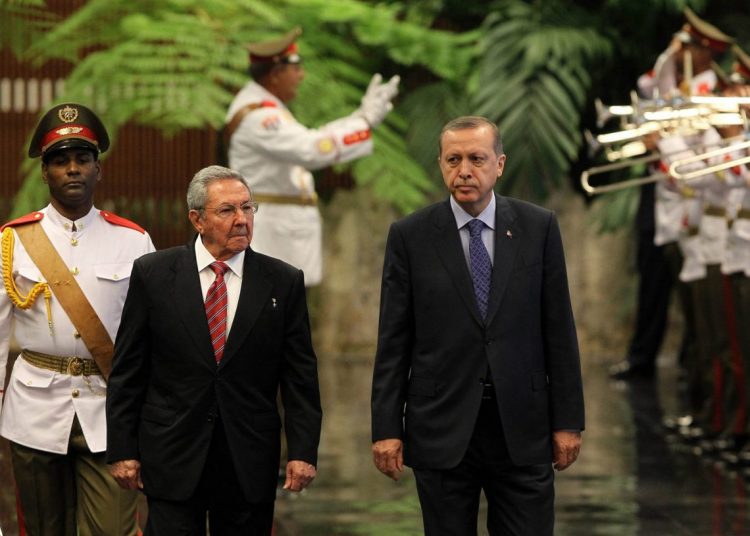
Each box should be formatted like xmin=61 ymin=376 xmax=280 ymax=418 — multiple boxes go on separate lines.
xmin=1 ymin=228 xmax=53 ymax=331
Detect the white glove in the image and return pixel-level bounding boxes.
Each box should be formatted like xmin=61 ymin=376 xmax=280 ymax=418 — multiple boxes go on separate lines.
xmin=358 ymin=73 xmax=400 ymax=127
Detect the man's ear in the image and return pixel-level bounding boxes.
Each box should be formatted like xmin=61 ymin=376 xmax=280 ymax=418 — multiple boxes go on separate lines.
xmin=188 ymin=209 xmax=203 ymax=234
xmin=496 ymin=154 xmax=507 ymax=178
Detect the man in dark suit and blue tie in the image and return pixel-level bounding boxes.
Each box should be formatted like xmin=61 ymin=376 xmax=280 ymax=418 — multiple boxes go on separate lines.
xmin=106 ymin=165 xmax=322 ymax=535
xmin=371 ymin=116 xmax=584 ymax=535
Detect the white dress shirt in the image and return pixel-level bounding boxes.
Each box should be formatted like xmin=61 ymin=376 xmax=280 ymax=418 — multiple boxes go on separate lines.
xmin=194 ymin=236 xmax=245 ymax=335
xmin=450 ymin=194 xmax=496 ymax=269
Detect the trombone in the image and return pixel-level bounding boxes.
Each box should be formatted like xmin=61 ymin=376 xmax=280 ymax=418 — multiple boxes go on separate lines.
xmin=581 ymin=134 xmax=750 ymax=195
xmin=669 ymin=139 xmax=750 ymax=181
xmin=581 ymin=154 xmax=664 ymax=195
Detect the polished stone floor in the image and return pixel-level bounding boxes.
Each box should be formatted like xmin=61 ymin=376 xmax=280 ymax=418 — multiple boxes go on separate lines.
xmin=2 ymin=351 xmax=750 ymax=535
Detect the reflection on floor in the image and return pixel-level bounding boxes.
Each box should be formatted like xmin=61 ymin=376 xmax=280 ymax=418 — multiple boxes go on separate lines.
xmin=2 ymin=352 xmax=750 ymax=535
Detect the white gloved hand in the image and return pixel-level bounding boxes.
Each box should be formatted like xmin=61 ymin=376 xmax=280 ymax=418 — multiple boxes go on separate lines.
xmin=358 ymin=73 xmax=400 ymax=127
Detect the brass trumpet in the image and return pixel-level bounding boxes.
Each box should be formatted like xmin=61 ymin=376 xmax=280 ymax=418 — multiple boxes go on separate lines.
xmin=689 ymin=95 xmax=750 ymax=109
xmin=591 ymin=111 xmax=746 ymax=148
xmin=594 ymin=93 xmax=750 ymax=128
xmin=595 ymin=97 xmax=634 ymax=128
xmin=589 ymin=94 xmax=748 ymax=158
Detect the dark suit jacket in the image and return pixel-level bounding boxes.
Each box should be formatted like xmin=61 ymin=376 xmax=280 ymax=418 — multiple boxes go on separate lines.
xmin=371 ymin=195 xmax=584 ymax=469
xmin=106 ymin=242 xmax=322 ymax=503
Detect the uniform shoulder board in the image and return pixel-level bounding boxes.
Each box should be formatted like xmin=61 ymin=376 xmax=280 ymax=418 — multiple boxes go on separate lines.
xmin=1 ymin=211 xmax=44 ymax=231
xmin=100 ymin=210 xmax=146 ymax=234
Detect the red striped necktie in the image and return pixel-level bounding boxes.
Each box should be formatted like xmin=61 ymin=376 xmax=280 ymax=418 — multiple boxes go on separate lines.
xmin=205 ymin=261 xmax=229 ymax=363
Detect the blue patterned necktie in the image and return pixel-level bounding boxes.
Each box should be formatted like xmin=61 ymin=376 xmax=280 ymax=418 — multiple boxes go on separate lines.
xmin=467 ymin=219 xmax=492 ymax=319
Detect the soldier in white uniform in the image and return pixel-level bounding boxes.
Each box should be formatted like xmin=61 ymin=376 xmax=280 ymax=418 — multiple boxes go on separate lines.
xmin=225 ymin=27 xmax=399 ymax=286
xmin=0 ymin=103 xmax=155 ymax=535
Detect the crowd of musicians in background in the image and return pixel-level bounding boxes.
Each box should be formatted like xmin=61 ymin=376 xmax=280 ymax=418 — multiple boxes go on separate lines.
xmin=600 ymin=9 xmax=750 ymax=471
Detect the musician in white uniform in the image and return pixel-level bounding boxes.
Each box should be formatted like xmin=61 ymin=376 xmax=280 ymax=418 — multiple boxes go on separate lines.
xmin=610 ymin=7 xmax=734 ymax=381
xmin=0 ymin=103 xmax=155 ymax=535
xmin=225 ymin=27 xmax=399 ymax=286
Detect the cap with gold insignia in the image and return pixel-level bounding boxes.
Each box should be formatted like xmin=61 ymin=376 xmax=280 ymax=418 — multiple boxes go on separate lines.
xmin=731 ymin=45 xmax=750 ymax=83
xmin=28 ymin=102 xmax=110 ymax=159
xmin=676 ymin=7 xmax=734 ymax=54
xmin=246 ymin=27 xmax=302 ymax=65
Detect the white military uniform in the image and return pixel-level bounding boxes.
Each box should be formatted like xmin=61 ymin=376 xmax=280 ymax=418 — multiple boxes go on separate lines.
xmin=722 ymin=154 xmax=750 ymax=276
xmin=656 ymin=132 xmax=714 ymax=282
xmin=652 ymin=70 xmax=719 ymax=282
xmin=0 ymin=204 xmax=154 ymax=454
xmin=226 ymin=81 xmax=373 ymax=286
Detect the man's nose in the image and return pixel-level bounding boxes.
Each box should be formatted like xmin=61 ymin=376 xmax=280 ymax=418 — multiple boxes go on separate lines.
xmin=66 ymin=161 xmax=81 ymax=174
xmin=458 ymin=159 xmax=472 ymax=178
xmin=233 ymin=209 xmax=249 ymax=224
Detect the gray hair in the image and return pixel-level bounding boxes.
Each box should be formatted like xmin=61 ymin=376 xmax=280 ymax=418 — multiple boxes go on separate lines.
xmin=439 ymin=116 xmax=503 ymax=156
xmin=186 ymin=165 xmax=252 ymax=212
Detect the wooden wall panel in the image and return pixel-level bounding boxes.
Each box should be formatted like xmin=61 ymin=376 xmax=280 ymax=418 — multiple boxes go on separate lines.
xmin=0 ymin=2 xmax=216 ymax=248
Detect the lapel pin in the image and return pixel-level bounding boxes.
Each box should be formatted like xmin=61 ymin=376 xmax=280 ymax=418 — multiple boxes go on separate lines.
xmin=506 ymin=230 xmax=513 ymax=239
xmin=272 ymin=298 xmax=277 ymax=308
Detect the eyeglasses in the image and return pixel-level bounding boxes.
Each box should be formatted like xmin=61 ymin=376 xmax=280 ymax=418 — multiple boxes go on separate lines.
xmin=200 ymin=202 xmax=259 ymax=219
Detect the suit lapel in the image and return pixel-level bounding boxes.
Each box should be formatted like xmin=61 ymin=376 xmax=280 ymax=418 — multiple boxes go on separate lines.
xmin=220 ymin=248 xmax=272 ymax=367
xmin=486 ymin=194 xmax=519 ymax=324
xmin=170 ymin=243 xmax=216 ymax=368
xmin=431 ymin=201 xmax=485 ymax=326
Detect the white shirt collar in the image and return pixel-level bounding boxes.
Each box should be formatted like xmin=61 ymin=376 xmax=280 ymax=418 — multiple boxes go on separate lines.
xmin=449 ymin=194 xmax=496 ymax=231
xmin=194 ymin=235 xmax=245 ymax=278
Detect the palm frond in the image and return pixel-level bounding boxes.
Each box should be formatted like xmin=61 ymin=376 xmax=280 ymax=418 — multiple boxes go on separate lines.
xmin=475 ymin=0 xmax=612 ymax=201
xmin=0 ymin=1 xmax=57 ymax=56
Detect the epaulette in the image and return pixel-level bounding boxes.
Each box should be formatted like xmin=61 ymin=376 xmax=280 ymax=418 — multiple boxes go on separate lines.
xmin=100 ymin=211 xmax=146 ymax=234
xmin=1 ymin=212 xmax=44 ymax=231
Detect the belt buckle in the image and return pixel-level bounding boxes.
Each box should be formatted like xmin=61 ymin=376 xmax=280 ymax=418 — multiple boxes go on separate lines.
xmin=67 ymin=357 xmax=83 ymax=376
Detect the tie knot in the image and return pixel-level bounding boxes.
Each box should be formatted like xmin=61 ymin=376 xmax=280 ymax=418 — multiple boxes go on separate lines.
xmin=467 ymin=219 xmax=485 ymax=237
xmin=210 ymin=261 xmax=229 ymax=277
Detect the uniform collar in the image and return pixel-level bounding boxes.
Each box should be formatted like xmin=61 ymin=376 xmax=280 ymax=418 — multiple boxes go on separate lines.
xmin=194 ymin=235 xmax=245 ymax=278
xmin=43 ymin=203 xmax=98 ymax=233
xmin=248 ymin=81 xmax=286 ymax=110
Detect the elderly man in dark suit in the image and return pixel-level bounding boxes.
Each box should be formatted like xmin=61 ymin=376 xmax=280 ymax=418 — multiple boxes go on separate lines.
xmin=106 ymin=165 xmax=322 ymax=535
xmin=371 ymin=116 xmax=584 ymax=535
